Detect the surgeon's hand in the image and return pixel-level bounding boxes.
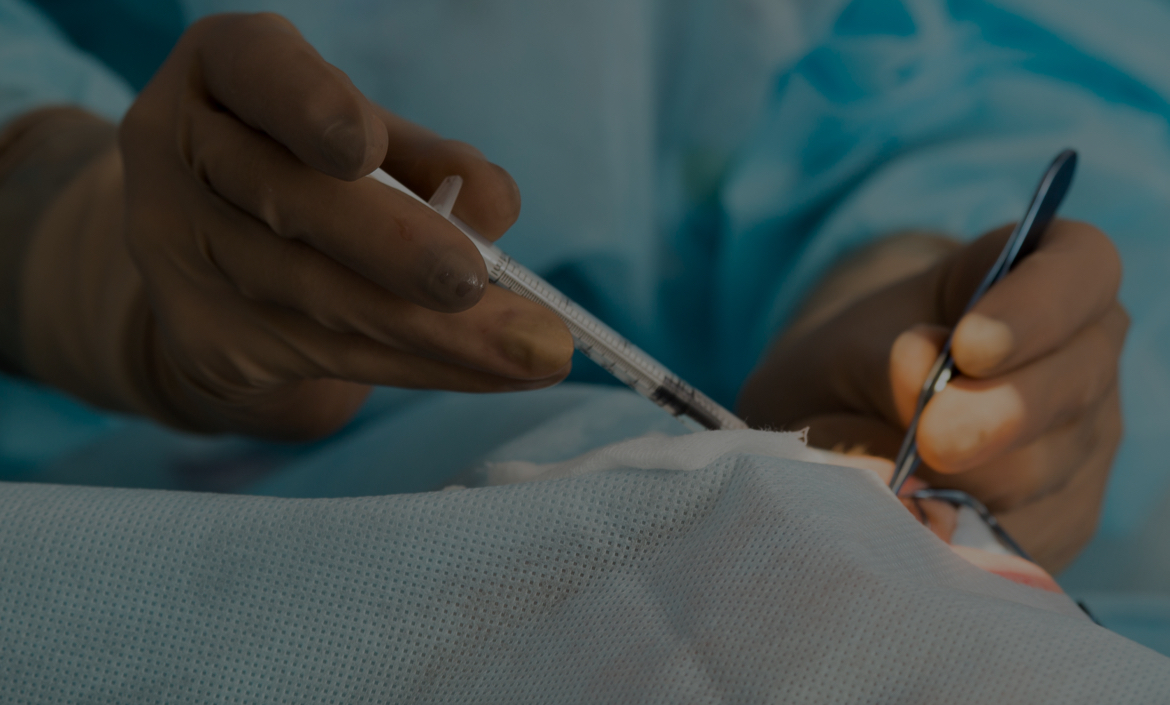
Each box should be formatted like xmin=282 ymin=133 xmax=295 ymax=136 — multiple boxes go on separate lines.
xmin=737 ymin=222 xmax=1127 ymax=573
xmin=10 ymin=13 xmax=572 ymax=439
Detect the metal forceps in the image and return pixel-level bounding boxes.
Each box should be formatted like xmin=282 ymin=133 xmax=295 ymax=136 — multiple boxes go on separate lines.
xmin=889 ymin=150 xmax=1079 ymax=560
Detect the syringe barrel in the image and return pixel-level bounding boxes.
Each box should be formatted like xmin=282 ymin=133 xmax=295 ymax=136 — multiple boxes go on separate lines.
xmin=367 ymin=169 xmax=746 ymax=432
xmin=455 ymin=220 xmax=745 ymax=431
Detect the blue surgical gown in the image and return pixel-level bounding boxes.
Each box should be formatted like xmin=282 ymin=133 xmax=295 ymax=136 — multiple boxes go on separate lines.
xmin=4 ymin=0 xmax=1170 ymax=649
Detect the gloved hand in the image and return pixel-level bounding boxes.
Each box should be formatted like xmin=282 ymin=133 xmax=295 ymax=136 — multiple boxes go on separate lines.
xmin=7 ymin=13 xmax=573 ymax=439
xmin=737 ymin=222 xmax=1128 ymax=573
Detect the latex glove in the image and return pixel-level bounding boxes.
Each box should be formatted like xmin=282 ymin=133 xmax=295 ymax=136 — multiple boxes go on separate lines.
xmin=737 ymin=222 xmax=1128 ymax=573
xmin=9 ymin=13 xmax=573 ymax=439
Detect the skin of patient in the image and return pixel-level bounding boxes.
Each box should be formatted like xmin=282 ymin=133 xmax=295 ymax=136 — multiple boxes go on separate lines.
xmin=0 ymin=13 xmax=1127 ymax=575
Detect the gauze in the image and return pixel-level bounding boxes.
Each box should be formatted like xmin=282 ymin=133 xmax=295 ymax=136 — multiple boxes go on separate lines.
xmin=3 ymin=439 xmax=1169 ymax=703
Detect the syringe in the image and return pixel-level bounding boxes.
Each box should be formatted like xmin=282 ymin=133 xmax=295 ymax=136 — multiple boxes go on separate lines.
xmin=368 ymin=168 xmax=747 ymax=432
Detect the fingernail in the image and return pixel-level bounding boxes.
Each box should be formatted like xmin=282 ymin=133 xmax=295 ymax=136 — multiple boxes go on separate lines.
xmin=954 ymin=313 xmax=1014 ymax=375
xmin=321 ymin=117 xmax=369 ymax=176
xmin=425 ymin=252 xmax=486 ymax=310
xmin=497 ymin=313 xmax=575 ymax=378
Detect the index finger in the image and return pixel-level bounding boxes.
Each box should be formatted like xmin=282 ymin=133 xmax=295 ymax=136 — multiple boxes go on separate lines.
xmin=373 ymin=107 xmax=522 ymax=242
xmin=192 ymin=13 xmax=388 ymax=180
xmin=949 ymin=220 xmax=1122 ymax=378
xmin=190 ymin=103 xmax=488 ymax=312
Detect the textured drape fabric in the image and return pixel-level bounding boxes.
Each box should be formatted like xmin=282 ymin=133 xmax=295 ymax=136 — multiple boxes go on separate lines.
xmin=5 ymin=433 xmax=1169 ymax=703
